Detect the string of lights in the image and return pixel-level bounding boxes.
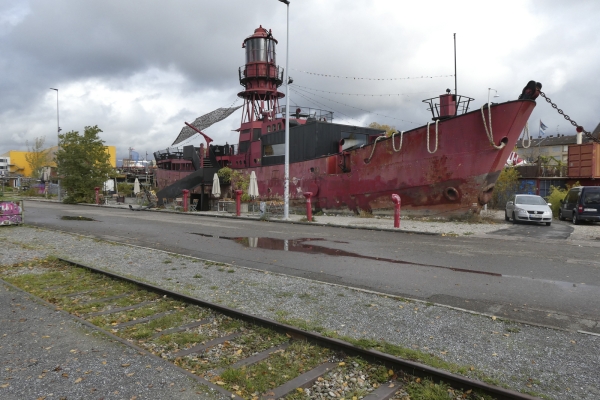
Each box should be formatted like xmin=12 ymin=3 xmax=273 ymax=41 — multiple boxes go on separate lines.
xmin=289 ymin=87 xmax=363 ymax=125
xmin=292 ymin=83 xmax=441 ymax=98
xmin=291 ymin=84 xmax=417 ymax=125
xmin=292 ymin=69 xmax=454 ymax=81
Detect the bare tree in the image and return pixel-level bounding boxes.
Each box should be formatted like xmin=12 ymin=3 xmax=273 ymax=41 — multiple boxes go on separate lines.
xmin=25 ymin=136 xmax=49 ymax=178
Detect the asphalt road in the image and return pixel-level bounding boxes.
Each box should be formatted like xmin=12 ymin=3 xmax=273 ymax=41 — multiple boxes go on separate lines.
xmin=21 ymin=201 xmax=600 ymax=334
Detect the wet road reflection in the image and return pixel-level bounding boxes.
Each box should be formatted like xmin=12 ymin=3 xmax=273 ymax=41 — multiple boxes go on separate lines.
xmin=191 ymin=233 xmax=501 ymax=276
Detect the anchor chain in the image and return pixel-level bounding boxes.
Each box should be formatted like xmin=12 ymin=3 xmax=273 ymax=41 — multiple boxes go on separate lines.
xmin=539 ymin=92 xmax=599 ymax=144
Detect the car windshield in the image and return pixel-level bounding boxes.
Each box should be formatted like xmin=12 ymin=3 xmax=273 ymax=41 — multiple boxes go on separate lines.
xmin=583 ymin=191 xmax=600 ymax=204
xmin=515 ymin=196 xmax=547 ymax=205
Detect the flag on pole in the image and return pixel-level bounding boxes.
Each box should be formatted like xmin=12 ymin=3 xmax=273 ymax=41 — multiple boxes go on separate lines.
xmin=539 ymin=120 xmax=548 ymax=137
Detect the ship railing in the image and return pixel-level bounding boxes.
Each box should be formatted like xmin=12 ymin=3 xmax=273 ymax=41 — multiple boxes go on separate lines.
xmin=277 ymin=106 xmax=334 ymax=122
xmin=153 ymin=148 xmax=185 ymax=162
xmin=422 ymin=94 xmax=474 ymax=120
xmin=239 ymin=64 xmax=284 ymax=85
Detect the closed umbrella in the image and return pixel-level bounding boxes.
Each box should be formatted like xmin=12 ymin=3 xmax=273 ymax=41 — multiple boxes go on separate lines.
xmin=133 ymin=178 xmax=140 ymax=195
xmin=248 ymin=171 xmax=259 ymax=198
xmin=212 ymin=173 xmax=221 ymax=198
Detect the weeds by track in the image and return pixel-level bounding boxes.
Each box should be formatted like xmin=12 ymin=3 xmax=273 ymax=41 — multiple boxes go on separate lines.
xmin=1 ymin=258 xmax=540 ymax=400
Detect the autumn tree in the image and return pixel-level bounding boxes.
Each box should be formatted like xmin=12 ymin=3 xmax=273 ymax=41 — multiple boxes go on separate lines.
xmin=55 ymin=125 xmax=113 ymax=204
xmin=25 ymin=136 xmax=49 ymax=178
xmin=368 ymin=122 xmax=396 ymax=136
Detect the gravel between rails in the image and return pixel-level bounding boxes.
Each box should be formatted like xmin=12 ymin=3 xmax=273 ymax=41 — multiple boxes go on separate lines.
xmin=1 ymin=225 xmax=599 ymax=399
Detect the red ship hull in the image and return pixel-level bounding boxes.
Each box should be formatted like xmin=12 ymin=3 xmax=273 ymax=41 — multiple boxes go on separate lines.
xmin=156 ymin=99 xmax=535 ymax=217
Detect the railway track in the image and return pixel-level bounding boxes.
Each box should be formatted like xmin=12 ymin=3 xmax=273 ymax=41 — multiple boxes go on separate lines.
xmin=1 ymin=257 xmax=539 ymax=400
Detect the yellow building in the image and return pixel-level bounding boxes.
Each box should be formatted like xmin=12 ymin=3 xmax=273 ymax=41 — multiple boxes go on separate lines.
xmin=1 ymin=146 xmax=116 ymax=177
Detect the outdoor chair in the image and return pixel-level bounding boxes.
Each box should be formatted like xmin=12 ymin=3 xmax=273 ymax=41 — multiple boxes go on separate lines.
xmin=189 ymin=199 xmax=198 ymax=212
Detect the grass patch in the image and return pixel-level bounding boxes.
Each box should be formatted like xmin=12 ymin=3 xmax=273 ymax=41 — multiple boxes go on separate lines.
xmin=156 ymin=331 xmax=209 ymax=351
xmin=218 ymin=340 xmax=331 ymax=397
xmin=358 ymin=209 xmax=375 ymax=218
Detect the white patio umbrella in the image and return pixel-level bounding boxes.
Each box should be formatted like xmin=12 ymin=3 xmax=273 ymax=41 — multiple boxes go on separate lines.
xmin=248 ymin=171 xmax=259 ymax=198
xmin=212 ymin=173 xmax=221 ymax=198
xmin=133 ymin=178 xmax=140 ymax=195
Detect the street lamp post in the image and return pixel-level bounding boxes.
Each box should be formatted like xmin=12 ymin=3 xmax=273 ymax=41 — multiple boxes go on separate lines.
xmin=278 ymin=0 xmax=290 ymax=220
xmin=50 ymin=88 xmax=62 ymax=201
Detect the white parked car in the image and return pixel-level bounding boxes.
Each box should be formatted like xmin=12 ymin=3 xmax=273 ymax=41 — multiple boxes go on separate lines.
xmin=505 ymin=194 xmax=553 ymax=226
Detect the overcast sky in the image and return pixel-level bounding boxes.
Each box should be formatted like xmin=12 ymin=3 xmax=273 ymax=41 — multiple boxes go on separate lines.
xmin=1 ymin=0 xmax=599 ymax=161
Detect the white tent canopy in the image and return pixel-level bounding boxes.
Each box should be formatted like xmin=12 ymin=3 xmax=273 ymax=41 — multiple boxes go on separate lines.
xmin=212 ymin=173 xmax=221 ymax=198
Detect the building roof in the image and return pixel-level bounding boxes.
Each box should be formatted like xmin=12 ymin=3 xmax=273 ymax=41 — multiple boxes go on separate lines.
xmin=592 ymin=122 xmax=600 ymax=138
xmin=515 ymin=134 xmax=592 ymax=148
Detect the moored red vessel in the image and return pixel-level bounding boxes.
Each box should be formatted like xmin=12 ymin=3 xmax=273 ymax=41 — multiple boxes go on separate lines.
xmin=154 ymin=26 xmax=538 ymax=217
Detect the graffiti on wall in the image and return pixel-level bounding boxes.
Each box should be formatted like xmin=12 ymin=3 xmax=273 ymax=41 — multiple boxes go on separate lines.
xmin=0 ymin=200 xmax=23 ymax=226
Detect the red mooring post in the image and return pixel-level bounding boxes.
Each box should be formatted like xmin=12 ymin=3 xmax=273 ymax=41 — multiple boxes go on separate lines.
xmin=392 ymin=194 xmax=401 ymax=228
xmin=235 ymin=190 xmax=243 ymax=216
xmin=303 ymin=192 xmax=313 ymax=222
xmin=95 ymin=187 xmax=100 ymax=205
xmin=182 ymin=189 xmax=190 ymax=212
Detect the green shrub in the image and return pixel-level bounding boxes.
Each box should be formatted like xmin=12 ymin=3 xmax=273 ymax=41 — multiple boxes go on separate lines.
xmin=546 ymin=186 xmax=566 ymax=217
xmin=491 ymin=167 xmax=520 ymax=209
xmin=117 ymin=182 xmax=133 ymax=195
xmin=217 ymin=166 xmax=233 ymax=184
xmin=546 ymin=181 xmax=579 ymax=217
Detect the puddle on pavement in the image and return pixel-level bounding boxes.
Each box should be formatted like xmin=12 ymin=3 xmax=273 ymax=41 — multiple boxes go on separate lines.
xmin=191 ymin=233 xmax=500 ymax=276
xmin=61 ymin=216 xmax=96 ymax=221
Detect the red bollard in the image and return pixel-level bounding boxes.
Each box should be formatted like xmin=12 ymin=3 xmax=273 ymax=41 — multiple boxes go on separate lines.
xmin=392 ymin=194 xmax=401 ymax=228
xmin=182 ymin=189 xmax=189 ymax=212
xmin=303 ymin=192 xmax=313 ymax=222
xmin=235 ymin=190 xmax=243 ymax=216
xmin=95 ymin=187 xmax=100 ymax=205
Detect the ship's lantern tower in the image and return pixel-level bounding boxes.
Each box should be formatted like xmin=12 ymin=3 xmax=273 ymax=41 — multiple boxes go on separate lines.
xmin=238 ymin=26 xmax=285 ymax=124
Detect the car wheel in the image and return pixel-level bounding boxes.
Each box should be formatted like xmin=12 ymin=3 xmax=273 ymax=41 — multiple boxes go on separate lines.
xmin=505 ymin=211 xmax=510 ymax=221
xmin=546 ymin=222 xmax=551 ymax=226
xmin=512 ymin=212 xmax=518 ymax=224
xmin=558 ymin=209 xmax=564 ymax=221
xmin=572 ymin=212 xmax=579 ymax=225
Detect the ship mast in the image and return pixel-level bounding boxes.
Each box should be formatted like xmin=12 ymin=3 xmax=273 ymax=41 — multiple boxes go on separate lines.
xmin=454 ymin=33 xmax=457 ymax=97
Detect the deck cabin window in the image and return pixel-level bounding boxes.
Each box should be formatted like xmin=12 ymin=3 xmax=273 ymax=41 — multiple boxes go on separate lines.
xmin=263 ymin=143 xmax=285 ymax=157
xmin=253 ymin=128 xmax=262 ymax=141
xmin=245 ymin=38 xmax=276 ymax=64
xmin=239 ymin=140 xmax=250 ymax=154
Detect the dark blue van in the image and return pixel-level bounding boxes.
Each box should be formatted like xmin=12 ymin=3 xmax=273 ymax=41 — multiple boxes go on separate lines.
xmin=558 ymin=186 xmax=600 ymax=224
